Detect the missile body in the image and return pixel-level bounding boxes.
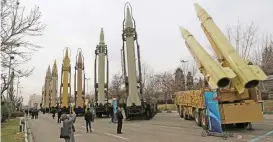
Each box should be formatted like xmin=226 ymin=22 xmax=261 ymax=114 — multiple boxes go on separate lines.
xmin=179 ymin=27 xmax=236 ymax=88
xmin=96 ymin=29 xmax=107 ymax=105
xmin=124 ymin=7 xmax=141 ymax=106
xmin=74 ymin=49 xmax=85 ymax=108
xmin=60 ymin=48 xmax=71 ymax=108
xmin=194 ymin=3 xmax=267 ymax=93
xmin=51 ymin=60 xmax=58 ymax=107
xmin=44 ymin=66 xmax=52 ymax=108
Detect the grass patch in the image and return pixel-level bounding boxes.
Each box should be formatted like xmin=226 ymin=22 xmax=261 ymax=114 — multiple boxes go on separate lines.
xmin=1 ymin=118 xmax=24 ymax=142
xmin=158 ymin=104 xmax=177 ymax=111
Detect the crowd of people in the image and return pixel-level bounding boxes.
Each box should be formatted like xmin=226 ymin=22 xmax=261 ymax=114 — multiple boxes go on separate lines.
xmin=25 ymin=105 xmax=124 ymax=142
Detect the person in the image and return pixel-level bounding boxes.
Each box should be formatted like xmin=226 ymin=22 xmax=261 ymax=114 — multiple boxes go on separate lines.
xmin=52 ymin=108 xmax=56 ymax=119
xmin=60 ymin=114 xmax=77 ymax=142
xmin=84 ymin=108 xmax=93 ymax=133
xmin=25 ymin=109 xmax=29 ymax=116
xmin=116 ymin=107 xmax=123 ymax=134
xmin=35 ymin=109 xmax=39 ymax=119
xmin=57 ymin=108 xmax=62 ymax=123
xmin=109 ymin=106 xmax=114 ymax=123
xmin=31 ymin=109 xmax=35 ymax=119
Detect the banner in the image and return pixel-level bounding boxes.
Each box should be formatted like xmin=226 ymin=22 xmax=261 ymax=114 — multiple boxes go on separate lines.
xmin=204 ymin=91 xmax=222 ymax=133
xmin=113 ymin=98 xmax=117 ymax=123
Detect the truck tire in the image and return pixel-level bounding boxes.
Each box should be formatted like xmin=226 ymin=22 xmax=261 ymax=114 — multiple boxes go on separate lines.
xmin=183 ymin=111 xmax=189 ymax=120
xmin=195 ymin=111 xmax=201 ymax=126
xmin=179 ymin=107 xmax=184 ymax=118
xmin=200 ymin=111 xmax=208 ymax=130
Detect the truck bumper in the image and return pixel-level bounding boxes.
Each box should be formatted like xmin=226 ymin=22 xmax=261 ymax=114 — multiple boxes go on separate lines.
xmin=219 ymin=102 xmax=263 ymax=124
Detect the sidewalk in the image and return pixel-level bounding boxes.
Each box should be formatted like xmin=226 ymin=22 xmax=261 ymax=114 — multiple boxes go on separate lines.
xmin=28 ymin=114 xmax=62 ymax=142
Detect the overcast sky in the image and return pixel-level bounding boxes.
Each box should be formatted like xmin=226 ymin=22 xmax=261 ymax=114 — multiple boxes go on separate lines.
xmin=19 ymin=0 xmax=273 ymax=105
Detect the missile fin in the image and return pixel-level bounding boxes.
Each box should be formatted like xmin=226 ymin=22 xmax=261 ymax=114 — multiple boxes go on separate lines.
xmin=208 ymin=77 xmax=218 ymax=89
xmin=222 ymin=67 xmax=236 ymax=79
xmin=231 ymin=77 xmax=245 ymax=94
xmin=248 ymin=65 xmax=268 ymax=80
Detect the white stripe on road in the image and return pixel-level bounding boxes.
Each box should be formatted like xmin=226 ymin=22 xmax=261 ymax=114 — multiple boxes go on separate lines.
xmin=103 ymin=132 xmax=129 ymax=140
xmin=74 ymin=134 xmax=83 ymax=137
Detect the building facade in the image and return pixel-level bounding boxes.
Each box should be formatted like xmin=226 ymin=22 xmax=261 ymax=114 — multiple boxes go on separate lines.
xmin=28 ymin=94 xmax=42 ymax=108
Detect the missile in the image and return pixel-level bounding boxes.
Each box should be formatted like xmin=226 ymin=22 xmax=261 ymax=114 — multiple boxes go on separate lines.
xmin=123 ymin=5 xmax=141 ymax=106
xmin=51 ymin=60 xmax=58 ymax=107
xmin=97 ymin=28 xmax=106 ymax=105
xmin=74 ymin=49 xmax=85 ymax=109
xmin=194 ymin=3 xmax=267 ymax=93
xmin=60 ymin=48 xmax=71 ymax=109
xmin=45 ymin=65 xmax=51 ymax=108
xmin=179 ymin=27 xmax=236 ymax=88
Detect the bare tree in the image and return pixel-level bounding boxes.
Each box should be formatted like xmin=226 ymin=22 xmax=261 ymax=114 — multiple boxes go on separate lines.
xmin=156 ymin=71 xmax=175 ymax=108
xmin=141 ymin=62 xmax=160 ymax=99
xmin=226 ymin=21 xmax=261 ymax=62
xmin=1 ymin=0 xmax=45 ymax=95
xmin=109 ymin=72 xmax=123 ymax=100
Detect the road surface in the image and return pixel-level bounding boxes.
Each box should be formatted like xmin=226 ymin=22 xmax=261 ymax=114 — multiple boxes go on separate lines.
xmin=28 ymin=113 xmax=273 ymax=142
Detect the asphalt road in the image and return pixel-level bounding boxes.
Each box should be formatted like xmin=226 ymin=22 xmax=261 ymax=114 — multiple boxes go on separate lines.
xmin=29 ymin=113 xmax=273 ymax=142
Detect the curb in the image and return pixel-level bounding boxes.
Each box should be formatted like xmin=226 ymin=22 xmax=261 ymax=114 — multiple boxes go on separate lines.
xmin=25 ymin=115 xmax=34 ymax=142
xmin=24 ymin=119 xmax=28 ymax=142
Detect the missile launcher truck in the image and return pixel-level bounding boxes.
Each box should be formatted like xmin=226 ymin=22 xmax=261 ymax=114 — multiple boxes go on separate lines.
xmin=174 ymin=3 xmax=267 ymax=129
xmin=94 ymin=28 xmax=111 ymax=118
xmin=121 ymin=3 xmax=157 ymax=120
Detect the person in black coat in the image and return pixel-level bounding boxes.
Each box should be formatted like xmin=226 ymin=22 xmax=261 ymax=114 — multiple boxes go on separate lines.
xmin=84 ymin=108 xmax=94 ymax=133
xmin=57 ymin=108 xmax=62 ymax=123
xmin=116 ymin=107 xmax=123 ymax=134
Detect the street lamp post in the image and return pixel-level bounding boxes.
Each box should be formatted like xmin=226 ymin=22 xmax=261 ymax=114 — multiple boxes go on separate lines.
xmin=16 ymin=76 xmax=20 ymax=97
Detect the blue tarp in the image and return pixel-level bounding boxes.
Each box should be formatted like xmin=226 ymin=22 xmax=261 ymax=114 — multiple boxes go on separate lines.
xmin=204 ymin=91 xmax=223 ymax=133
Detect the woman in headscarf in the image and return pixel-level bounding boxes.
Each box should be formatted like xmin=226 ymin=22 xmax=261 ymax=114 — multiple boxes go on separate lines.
xmin=60 ymin=113 xmax=77 ymax=142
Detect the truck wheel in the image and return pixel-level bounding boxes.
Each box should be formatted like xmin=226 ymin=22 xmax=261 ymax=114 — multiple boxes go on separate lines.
xmin=183 ymin=111 xmax=189 ymax=120
xmin=195 ymin=111 xmax=201 ymax=126
xmin=201 ymin=111 xmax=208 ymax=130
xmin=179 ymin=108 xmax=184 ymax=118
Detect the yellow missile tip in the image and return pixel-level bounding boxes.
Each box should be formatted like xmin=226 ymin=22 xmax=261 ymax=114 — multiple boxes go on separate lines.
xmin=54 ymin=59 xmax=57 ymax=66
xmin=194 ymin=3 xmax=203 ymax=14
xmin=65 ymin=48 xmax=69 ymax=58
xmin=179 ymin=26 xmax=191 ymax=39
xmin=99 ymin=28 xmax=104 ymax=44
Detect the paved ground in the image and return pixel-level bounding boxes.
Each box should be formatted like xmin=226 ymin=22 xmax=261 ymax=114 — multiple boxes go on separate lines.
xmin=28 ymin=113 xmax=273 ymax=142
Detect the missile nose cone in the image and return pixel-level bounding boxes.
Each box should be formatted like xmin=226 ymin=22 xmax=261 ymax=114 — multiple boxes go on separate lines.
xmin=54 ymin=59 xmax=57 ymax=66
xmin=65 ymin=48 xmax=69 ymax=58
xmin=179 ymin=26 xmax=191 ymax=39
xmin=194 ymin=3 xmax=209 ymax=19
xmin=77 ymin=51 xmax=82 ymax=63
xmin=53 ymin=59 xmax=57 ymax=73
xmin=46 ymin=65 xmax=51 ymax=76
xmin=125 ymin=6 xmax=133 ymax=28
xmin=99 ymin=28 xmax=105 ymax=45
